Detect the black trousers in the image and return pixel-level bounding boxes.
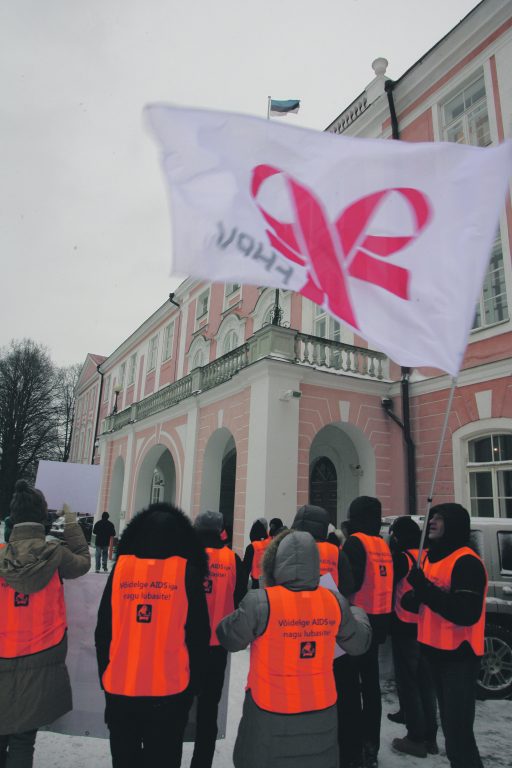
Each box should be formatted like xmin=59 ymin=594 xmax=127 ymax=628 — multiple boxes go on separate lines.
xmin=392 ymin=632 xmax=437 ymax=743
xmin=0 ymin=730 xmax=37 ymax=768
xmin=427 ymin=654 xmax=483 ymax=768
xmin=333 ymin=654 xmax=363 ymax=768
xmin=106 ymin=691 xmax=193 ymax=768
xmin=190 ymin=646 xmax=228 ymax=768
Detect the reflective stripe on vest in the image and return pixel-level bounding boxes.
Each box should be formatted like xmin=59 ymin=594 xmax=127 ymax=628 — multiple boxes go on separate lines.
xmin=247 ymin=585 xmax=340 ymax=714
xmin=394 ymin=549 xmax=426 ymax=624
xmin=317 ymin=541 xmax=339 ymax=587
xmin=205 ymin=546 xmax=236 ymax=646
xmin=0 ymin=568 xmax=67 ymax=658
xmin=351 ymin=533 xmax=393 ymax=614
xmin=418 ymin=547 xmax=487 ymax=655
xmin=251 ymin=539 xmax=269 ymax=580
xmin=102 ymin=555 xmax=189 ymax=696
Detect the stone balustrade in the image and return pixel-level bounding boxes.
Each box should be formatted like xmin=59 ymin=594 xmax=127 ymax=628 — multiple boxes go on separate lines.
xmin=102 ymin=326 xmax=387 ymax=433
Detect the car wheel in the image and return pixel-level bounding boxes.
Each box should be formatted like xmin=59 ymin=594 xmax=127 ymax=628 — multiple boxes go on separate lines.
xmin=477 ymin=624 xmax=512 ymax=699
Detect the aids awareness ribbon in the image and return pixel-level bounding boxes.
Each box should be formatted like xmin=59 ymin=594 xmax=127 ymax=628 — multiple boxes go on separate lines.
xmin=251 ymin=164 xmax=432 ymax=329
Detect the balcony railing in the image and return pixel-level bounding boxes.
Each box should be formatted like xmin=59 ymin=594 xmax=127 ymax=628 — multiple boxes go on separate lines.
xmin=102 ymin=326 xmax=387 ymax=433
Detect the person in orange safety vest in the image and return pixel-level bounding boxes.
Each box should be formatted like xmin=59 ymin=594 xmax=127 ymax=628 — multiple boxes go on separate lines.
xmin=242 ymin=518 xmax=269 ymax=589
xmin=0 ymin=482 xmax=90 ymax=768
xmin=190 ymin=510 xmax=247 ymax=768
xmin=95 ymin=502 xmax=210 ymax=768
xmin=388 ymin=516 xmax=438 ymax=759
xmin=217 ymin=529 xmax=371 ymax=768
xmin=406 ymin=504 xmax=487 ymax=768
xmin=341 ymin=496 xmax=393 ymax=768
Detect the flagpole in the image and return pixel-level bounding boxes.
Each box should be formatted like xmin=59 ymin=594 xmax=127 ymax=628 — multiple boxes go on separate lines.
xmin=267 ymin=95 xmax=282 ymax=325
xmin=416 ymin=376 xmax=458 ymax=564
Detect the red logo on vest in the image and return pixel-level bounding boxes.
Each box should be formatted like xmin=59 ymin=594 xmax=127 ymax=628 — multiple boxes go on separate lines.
xmin=136 ymin=604 xmax=152 ymax=623
xmin=203 ymin=578 xmax=213 ymax=594
xmin=14 ymin=592 xmax=29 ymax=607
xmin=251 ymin=165 xmax=432 ymax=329
xmin=300 ymin=641 xmax=316 ymax=659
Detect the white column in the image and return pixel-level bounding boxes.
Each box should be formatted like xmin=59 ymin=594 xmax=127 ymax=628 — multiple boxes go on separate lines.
xmin=243 ymin=363 xmax=303 ymax=545
xmin=179 ymin=399 xmax=199 ymax=516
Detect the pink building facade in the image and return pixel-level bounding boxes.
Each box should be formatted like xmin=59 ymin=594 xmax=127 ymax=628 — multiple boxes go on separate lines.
xmin=70 ymin=0 xmax=512 ymax=554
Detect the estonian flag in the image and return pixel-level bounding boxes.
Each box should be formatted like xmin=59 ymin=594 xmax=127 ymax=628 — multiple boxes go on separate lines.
xmin=269 ymin=98 xmax=300 ymax=116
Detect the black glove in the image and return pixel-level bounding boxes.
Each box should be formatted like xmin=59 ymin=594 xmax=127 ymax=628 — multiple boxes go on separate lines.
xmin=407 ymin=566 xmax=429 ymax=596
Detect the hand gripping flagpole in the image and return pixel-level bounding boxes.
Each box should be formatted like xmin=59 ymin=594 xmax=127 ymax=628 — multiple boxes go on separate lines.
xmin=416 ymin=375 xmax=458 ymax=566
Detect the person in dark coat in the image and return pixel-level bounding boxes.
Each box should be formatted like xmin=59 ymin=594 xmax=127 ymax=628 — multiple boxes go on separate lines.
xmin=341 ymin=496 xmax=393 ymax=768
xmin=0 ymin=481 xmax=90 ymax=768
xmin=242 ymin=518 xmax=269 ymax=588
xmin=190 ymin=510 xmax=247 ymax=768
xmin=388 ymin=516 xmax=438 ymax=758
xmin=93 ymin=512 xmax=116 ymax=573
xmin=406 ymin=504 xmax=487 ymax=768
xmin=218 ymin=529 xmax=371 ymax=768
xmin=269 ymin=518 xmax=286 ymax=538
xmin=95 ymin=502 xmax=210 ymax=768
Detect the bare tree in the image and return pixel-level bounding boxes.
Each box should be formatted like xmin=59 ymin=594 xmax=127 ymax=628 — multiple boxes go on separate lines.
xmin=0 ymin=340 xmax=59 ymax=516
xmin=54 ymin=363 xmax=82 ymax=462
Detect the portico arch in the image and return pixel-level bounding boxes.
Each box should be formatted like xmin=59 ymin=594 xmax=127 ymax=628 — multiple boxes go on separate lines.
xmin=133 ymin=443 xmax=176 ymax=517
xmin=200 ymin=428 xmax=237 ymax=536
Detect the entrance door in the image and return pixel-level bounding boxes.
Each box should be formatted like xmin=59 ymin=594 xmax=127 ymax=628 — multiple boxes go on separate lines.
xmin=310 ymin=457 xmax=338 ymax=526
xmin=219 ymin=449 xmax=236 ymax=543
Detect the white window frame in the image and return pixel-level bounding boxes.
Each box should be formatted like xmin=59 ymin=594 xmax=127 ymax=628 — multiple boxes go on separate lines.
xmin=103 ymin=375 xmax=111 ymax=403
xmin=442 ymin=71 xmax=491 ymax=148
xmin=313 ymin=304 xmax=341 ymax=342
xmin=162 ymin=321 xmax=175 ymax=362
xmin=471 ymin=236 xmax=509 ymax=332
xmin=467 ymin=433 xmax=512 ymax=518
xmin=147 ymin=335 xmax=159 ymax=372
xmin=188 ymin=336 xmax=210 ymax=371
xmin=196 ymin=289 xmax=210 ymax=324
xmin=127 ymin=353 xmax=137 ymax=386
xmin=118 ymin=362 xmax=126 ymax=390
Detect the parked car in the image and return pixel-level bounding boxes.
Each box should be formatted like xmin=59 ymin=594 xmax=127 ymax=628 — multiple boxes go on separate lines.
xmin=381 ymin=515 xmax=512 ymax=700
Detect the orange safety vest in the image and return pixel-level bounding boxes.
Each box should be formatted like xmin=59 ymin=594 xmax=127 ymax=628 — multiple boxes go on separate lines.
xmin=0 ymin=565 xmax=67 ymax=658
xmin=317 ymin=541 xmax=339 ymax=587
xmin=418 ymin=547 xmax=487 ymax=656
xmin=102 ymin=554 xmax=190 ymax=696
xmin=251 ymin=539 xmax=269 ymax=580
xmin=204 ymin=546 xmax=236 ymax=646
xmin=394 ymin=549 xmax=426 ymax=624
xmin=247 ymin=585 xmax=341 ymax=714
xmin=350 ymin=533 xmax=393 ymax=615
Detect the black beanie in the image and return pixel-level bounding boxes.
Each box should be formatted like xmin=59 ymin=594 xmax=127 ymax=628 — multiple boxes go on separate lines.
xmin=10 ymin=480 xmax=48 ymax=526
xmin=348 ymin=496 xmax=382 ymax=535
xmin=390 ymin=516 xmax=421 ymax=549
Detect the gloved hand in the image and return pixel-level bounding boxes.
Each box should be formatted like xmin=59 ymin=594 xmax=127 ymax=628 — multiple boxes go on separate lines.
xmin=62 ymin=503 xmax=77 ymax=526
xmin=407 ymin=565 xmax=431 ymax=601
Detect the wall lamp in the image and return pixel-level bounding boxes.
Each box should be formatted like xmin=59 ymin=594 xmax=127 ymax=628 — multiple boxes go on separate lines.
xmin=112 ymin=383 xmax=122 ymax=415
xmin=280 ymin=389 xmax=302 ymax=401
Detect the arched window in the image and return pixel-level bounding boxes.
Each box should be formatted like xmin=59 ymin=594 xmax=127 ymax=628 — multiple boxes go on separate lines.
xmin=222 ymin=330 xmax=239 ymax=354
xmin=192 ymin=349 xmax=204 ymax=369
xmin=467 ymin=433 xmax=512 ymax=517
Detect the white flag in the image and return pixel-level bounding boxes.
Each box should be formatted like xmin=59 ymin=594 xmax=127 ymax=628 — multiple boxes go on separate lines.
xmin=146 ymin=104 xmax=512 ymax=375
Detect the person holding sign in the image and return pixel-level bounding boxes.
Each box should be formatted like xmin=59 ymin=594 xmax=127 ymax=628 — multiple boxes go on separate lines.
xmin=217 ymin=529 xmax=371 ymax=768
xmin=0 ymin=481 xmax=90 ymax=768
xmin=190 ymin=510 xmax=246 ymax=768
xmin=95 ymin=502 xmax=210 ymax=768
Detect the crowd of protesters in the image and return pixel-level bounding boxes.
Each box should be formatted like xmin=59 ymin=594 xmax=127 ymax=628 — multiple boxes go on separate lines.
xmin=0 ymin=482 xmax=487 ymax=768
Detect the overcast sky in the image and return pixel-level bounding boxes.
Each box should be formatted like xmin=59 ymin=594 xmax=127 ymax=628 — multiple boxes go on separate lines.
xmin=0 ymin=0 xmax=480 ymax=367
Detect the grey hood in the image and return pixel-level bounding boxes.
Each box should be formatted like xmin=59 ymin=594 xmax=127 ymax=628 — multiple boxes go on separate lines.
xmin=0 ymin=523 xmax=64 ymax=593
xmin=262 ymin=530 xmax=319 ymax=591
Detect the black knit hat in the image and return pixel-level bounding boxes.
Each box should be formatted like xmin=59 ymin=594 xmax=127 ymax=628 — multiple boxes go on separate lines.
xmin=10 ymin=480 xmax=48 ymax=526
xmin=348 ymin=496 xmax=382 ymax=535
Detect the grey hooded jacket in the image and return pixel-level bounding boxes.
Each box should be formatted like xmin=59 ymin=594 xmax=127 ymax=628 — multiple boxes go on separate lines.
xmin=217 ymin=530 xmax=371 ymax=768
xmin=0 ymin=521 xmax=90 ymax=734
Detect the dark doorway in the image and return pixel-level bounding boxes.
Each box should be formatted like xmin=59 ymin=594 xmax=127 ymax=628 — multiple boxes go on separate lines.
xmin=219 ymin=448 xmax=236 ymax=543
xmin=309 ymin=457 xmax=338 ymax=526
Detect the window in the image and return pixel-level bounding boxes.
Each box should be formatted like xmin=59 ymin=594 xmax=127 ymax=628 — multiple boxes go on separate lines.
xmin=192 ymin=349 xmax=204 ymax=369
xmin=314 ymin=305 xmax=341 ymax=342
xmin=472 ymin=238 xmax=509 ymax=330
xmin=196 ymin=290 xmax=209 ymax=321
xmin=104 ymin=375 xmax=111 ymax=402
xmin=147 ymin=335 xmax=159 ymax=372
xmin=162 ymin=322 xmax=174 ymax=361
xmin=225 ymin=283 xmax=240 ymax=296
xmin=222 ymin=330 xmax=239 ymax=354
xmin=498 ymin=532 xmax=512 ymax=575
xmin=118 ymin=362 xmax=126 ymax=390
xmin=443 ymin=74 xmax=490 ymax=147
xmin=468 ymin=434 xmax=512 ymax=517
xmin=127 ymin=353 xmax=137 ymax=386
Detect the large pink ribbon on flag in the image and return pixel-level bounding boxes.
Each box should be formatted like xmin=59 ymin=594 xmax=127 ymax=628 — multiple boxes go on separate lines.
xmin=251 ymin=164 xmax=431 ymax=329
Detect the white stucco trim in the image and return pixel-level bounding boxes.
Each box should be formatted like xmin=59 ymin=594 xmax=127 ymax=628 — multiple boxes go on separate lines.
xmin=452 ymin=417 xmax=512 ymax=507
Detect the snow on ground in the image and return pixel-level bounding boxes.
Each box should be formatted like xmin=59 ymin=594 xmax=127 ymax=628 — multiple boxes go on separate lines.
xmin=35 ymin=648 xmax=511 ymax=768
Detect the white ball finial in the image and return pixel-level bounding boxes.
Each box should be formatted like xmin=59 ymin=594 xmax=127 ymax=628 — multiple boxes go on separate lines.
xmin=372 ymin=58 xmax=388 ymax=77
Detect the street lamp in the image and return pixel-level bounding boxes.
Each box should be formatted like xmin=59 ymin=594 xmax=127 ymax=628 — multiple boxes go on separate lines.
xmin=112 ymin=383 xmax=122 ymax=415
